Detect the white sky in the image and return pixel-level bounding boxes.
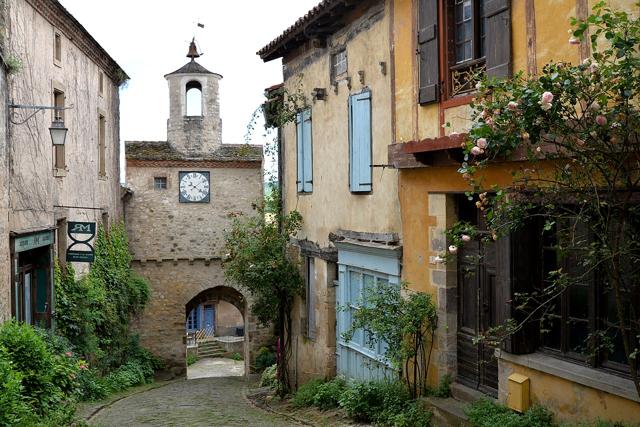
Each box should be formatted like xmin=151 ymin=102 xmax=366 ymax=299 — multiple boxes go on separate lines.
xmin=58 ymin=0 xmax=320 ymax=177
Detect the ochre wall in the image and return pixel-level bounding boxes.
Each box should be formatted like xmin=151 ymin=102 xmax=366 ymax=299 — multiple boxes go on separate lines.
xmin=391 ymin=0 xmax=640 ymax=421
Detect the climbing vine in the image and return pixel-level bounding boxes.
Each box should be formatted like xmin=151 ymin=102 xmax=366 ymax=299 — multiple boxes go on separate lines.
xmin=223 ymin=194 xmax=304 ymax=394
xmin=341 ymin=281 xmax=438 ymax=398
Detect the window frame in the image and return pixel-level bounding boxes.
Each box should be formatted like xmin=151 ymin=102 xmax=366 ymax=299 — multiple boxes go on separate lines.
xmin=348 ymin=90 xmax=373 ymax=194
xmin=153 ymin=177 xmax=167 ymax=190
xmin=442 ymin=0 xmax=487 ymax=100
xmin=53 ymin=89 xmax=65 ymax=172
xmin=330 ymin=48 xmax=348 ymax=83
xmin=53 ymin=30 xmax=62 ymax=66
xmin=305 ymin=257 xmax=317 ymax=340
xmin=295 ymin=108 xmax=313 ymax=194
xmin=98 ymin=114 xmax=106 ymax=177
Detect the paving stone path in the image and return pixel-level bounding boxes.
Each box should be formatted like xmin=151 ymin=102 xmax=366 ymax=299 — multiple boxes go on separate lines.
xmin=90 ymin=376 xmax=302 ymax=427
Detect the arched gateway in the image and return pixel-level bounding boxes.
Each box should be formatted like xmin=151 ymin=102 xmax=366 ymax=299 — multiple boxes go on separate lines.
xmin=123 ymin=41 xmax=269 ymax=377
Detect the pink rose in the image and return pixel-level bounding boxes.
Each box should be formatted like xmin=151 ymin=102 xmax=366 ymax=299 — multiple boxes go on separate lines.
xmin=79 ymin=364 xmax=88 ymax=370
xmin=448 ymin=245 xmax=458 ymax=255
xmin=461 ymin=234 xmax=471 ymax=242
xmin=507 ymin=101 xmax=518 ymax=111
xmin=462 ymin=173 xmax=471 ymax=181
xmin=470 ymin=146 xmax=484 ymax=156
xmin=476 ymin=138 xmax=488 ymax=149
xmin=595 ymin=115 xmax=607 ymax=126
xmin=590 ymin=101 xmax=600 ymax=111
xmin=569 ymin=37 xmax=580 ymax=45
xmin=541 ymin=92 xmax=554 ymax=103
xmin=65 ymin=352 xmax=73 ymax=357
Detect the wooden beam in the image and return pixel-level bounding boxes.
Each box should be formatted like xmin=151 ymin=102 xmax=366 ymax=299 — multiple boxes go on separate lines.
xmin=576 ymin=0 xmax=591 ymax=62
xmin=525 ymin=0 xmax=537 ymax=76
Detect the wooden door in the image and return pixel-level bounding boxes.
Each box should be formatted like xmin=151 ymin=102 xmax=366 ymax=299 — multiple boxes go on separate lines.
xmin=456 ymin=200 xmax=499 ymax=396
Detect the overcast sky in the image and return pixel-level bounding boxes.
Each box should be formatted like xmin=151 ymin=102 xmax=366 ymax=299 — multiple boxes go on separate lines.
xmin=58 ymin=0 xmax=320 ymax=167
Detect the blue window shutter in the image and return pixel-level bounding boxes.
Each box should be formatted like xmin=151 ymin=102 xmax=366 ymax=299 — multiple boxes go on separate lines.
xmin=349 ymin=92 xmax=372 ymax=192
xmin=296 ymin=112 xmax=304 ymax=192
xmin=302 ymin=109 xmax=313 ymax=193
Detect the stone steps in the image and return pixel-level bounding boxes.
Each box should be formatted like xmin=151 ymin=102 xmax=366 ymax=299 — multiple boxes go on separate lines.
xmin=197 ymin=340 xmax=226 ymax=359
xmin=421 ymin=383 xmax=495 ymax=427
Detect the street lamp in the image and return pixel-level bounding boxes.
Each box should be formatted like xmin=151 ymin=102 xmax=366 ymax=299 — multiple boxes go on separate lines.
xmin=8 ymin=103 xmax=73 ymax=146
xmin=49 ymin=118 xmax=67 ymax=146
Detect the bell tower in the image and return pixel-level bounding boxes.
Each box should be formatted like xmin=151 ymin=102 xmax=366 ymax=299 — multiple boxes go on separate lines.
xmin=165 ymin=39 xmax=223 ymax=157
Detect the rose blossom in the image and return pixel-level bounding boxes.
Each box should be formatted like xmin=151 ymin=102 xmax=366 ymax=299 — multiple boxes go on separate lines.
xmin=448 ymin=245 xmax=458 ymax=255
xmin=536 ymin=146 xmax=542 ymax=153
xmin=540 ymin=102 xmax=552 ymax=111
xmin=595 ymin=115 xmax=607 ymax=126
xmin=541 ymin=92 xmax=554 ymax=103
xmin=462 ymin=173 xmax=471 ymax=180
xmin=569 ymin=37 xmax=580 ymax=45
xmin=507 ymin=101 xmax=518 ymax=111
xmin=470 ymin=146 xmax=484 ymax=156
xmin=461 ymin=234 xmax=471 ymax=242
xmin=590 ymin=101 xmax=600 ymax=111
xmin=65 ymin=352 xmax=73 ymax=357
xmin=476 ymin=138 xmax=488 ymax=149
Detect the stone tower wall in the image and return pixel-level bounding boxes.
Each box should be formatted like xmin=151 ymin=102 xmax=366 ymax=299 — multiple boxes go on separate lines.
xmin=166 ymin=73 xmax=223 ymax=156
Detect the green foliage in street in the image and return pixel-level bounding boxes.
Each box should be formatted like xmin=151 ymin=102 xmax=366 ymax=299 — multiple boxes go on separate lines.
xmin=466 ymin=400 xmax=555 ymax=427
xmin=187 ymin=353 xmax=198 ymax=366
xmin=259 ymin=364 xmax=278 ymax=389
xmin=255 ymin=346 xmax=276 ymax=372
xmin=223 ymin=192 xmax=303 ymax=393
xmin=289 ymin=377 xmax=433 ymax=426
xmin=340 ymin=281 xmax=438 ymax=397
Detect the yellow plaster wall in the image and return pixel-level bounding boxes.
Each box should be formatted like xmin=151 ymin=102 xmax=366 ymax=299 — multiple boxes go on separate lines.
xmin=501 ymin=360 xmax=640 ymax=423
xmin=282 ymin=2 xmax=400 ymax=248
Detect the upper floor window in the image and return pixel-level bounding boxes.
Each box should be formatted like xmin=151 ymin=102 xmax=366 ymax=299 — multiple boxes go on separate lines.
xmin=53 ymin=31 xmax=62 ymax=65
xmin=154 ymin=177 xmax=167 ymax=190
xmin=349 ymin=91 xmax=372 ymax=193
xmin=296 ymin=109 xmax=313 ymax=193
xmin=53 ymin=90 xmax=65 ymax=170
xmin=417 ymin=0 xmax=511 ymax=104
xmin=331 ymin=49 xmax=348 ymax=82
xmin=98 ymin=114 xmax=106 ymax=177
xmin=99 ymin=72 xmax=104 ymax=97
xmin=185 ymin=80 xmax=202 ymax=116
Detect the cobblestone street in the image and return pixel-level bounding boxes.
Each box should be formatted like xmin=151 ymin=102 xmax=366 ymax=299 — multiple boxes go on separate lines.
xmin=90 ymin=376 xmax=302 ymax=427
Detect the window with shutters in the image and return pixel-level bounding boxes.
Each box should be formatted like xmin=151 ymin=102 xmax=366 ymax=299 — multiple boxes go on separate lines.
xmin=53 ymin=90 xmax=65 ymax=171
xmin=417 ymin=0 xmax=511 ymax=105
xmin=98 ymin=114 xmax=106 ymax=177
xmin=348 ymin=91 xmax=372 ymax=193
xmin=305 ymin=257 xmax=317 ymax=339
xmin=296 ymin=109 xmax=313 ymax=193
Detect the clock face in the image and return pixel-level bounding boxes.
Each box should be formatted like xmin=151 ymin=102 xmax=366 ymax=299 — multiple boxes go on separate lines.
xmin=179 ymin=171 xmax=210 ymax=203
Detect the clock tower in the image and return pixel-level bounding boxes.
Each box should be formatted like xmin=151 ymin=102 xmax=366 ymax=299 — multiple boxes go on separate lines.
xmin=123 ymin=41 xmax=268 ymax=378
xmin=165 ymin=39 xmax=223 ymax=157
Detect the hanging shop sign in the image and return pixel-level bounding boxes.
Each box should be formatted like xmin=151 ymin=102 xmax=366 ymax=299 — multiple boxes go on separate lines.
xmin=66 ymin=222 xmax=96 ymax=262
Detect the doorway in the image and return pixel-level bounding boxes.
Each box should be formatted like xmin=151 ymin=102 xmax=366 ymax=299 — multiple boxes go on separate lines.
xmin=456 ymin=196 xmax=499 ymax=396
xmin=14 ymin=245 xmax=52 ymax=328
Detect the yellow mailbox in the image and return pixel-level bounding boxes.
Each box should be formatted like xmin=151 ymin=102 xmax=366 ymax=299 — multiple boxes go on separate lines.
xmin=507 ymin=373 xmax=530 ymax=413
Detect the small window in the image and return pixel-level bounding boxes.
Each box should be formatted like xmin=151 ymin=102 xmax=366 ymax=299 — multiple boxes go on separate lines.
xmin=99 ymin=72 xmax=104 ymax=96
xmin=54 ymin=32 xmax=62 ymax=64
xmin=331 ymin=49 xmax=347 ymax=82
xmin=296 ymin=109 xmax=313 ymax=193
xmin=305 ymin=257 xmax=316 ymax=339
xmin=154 ymin=177 xmax=167 ymax=190
xmin=185 ymin=80 xmax=202 ymax=116
xmin=53 ymin=90 xmax=65 ymax=170
xmin=98 ymin=115 xmax=106 ymax=176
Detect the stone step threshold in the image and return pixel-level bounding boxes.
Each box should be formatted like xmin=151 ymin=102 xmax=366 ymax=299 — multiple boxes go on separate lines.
xmin=421 ymin=383 xmax=495 ymax=427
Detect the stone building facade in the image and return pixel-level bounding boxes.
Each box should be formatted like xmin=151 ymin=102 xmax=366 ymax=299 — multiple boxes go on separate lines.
xmin=1 ymin=0 xmax=126 ymax=326
xmin=125 ymin=44 xmax=267 ymax=377
xmin=259 ymin=0 xmax=402 ymax=388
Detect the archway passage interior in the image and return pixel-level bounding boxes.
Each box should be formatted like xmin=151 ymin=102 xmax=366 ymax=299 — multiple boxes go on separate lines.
xmin=185 ymin=286 xmax=249 ymax=376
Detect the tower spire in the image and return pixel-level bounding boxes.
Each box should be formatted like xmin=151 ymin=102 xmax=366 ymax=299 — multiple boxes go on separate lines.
xmin=187 ymin=38 xmax=200 ymax=61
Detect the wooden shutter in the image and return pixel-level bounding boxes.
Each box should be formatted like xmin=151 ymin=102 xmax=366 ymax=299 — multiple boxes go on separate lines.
xmin=349 ymin=92 xmax=372 ymax=193
xmin=484 ymin=0 xmax=512 ymax=78
xmin=302 ymin=109 xmax=313 ymax=193
xmin=295 ymin=112 xmax=304 ymax=193
xmin=418 ymin=0 xmax=439 ymax=104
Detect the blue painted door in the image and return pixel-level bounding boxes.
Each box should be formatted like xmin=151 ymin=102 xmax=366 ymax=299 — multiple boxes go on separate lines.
xmin=204 ymin=305 xmax=215 ymax=332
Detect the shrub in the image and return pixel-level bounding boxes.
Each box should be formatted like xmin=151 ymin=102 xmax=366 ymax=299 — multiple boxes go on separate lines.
xmin=231 ymin=352 xmax=243 ymax=361
xmin=187 ymin=354 xmax=198 ymax=366
xmin=466 ymin=399 xmax=555 ymax=427
xmin=292 ymin=378 xmax=325 ymax=408
xmin=0 ymin=348 xmax=32 ymax=426
xmin=428 ymin=374 xmax=452 ymax=398
xmin=255 ymin=346 xmax=276 ymax=372
xmin=389 ymin=401 xmax=433 ymax=427
xmin=259 ymin=364 xmax=277 ymax=388
xmin=339 ymin=380 xmax=411 ymax=423
xmin=312 ymin=377 xmax=347 ymax=410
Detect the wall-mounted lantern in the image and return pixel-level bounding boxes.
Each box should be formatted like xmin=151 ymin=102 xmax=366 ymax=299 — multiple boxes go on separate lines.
xmin=8 ymin=103 xmax=73 ymax=146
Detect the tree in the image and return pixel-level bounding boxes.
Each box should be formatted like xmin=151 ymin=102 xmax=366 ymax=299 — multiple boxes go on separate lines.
xmin=448 ymin=2 xmax=640 ymax=396
xmin=223 ymin=194 xmax=303 ymax=394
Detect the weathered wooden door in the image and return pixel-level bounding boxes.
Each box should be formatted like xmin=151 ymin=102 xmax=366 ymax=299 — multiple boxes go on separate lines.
xmin=456 ymin=201 xmax=499 ymax=396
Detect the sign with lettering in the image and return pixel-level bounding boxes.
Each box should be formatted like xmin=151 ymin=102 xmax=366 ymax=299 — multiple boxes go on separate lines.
xmin=14 ymin=231 xmax=54 ymax=253
xmin=66 ymin=222 xmax=96 ymax=263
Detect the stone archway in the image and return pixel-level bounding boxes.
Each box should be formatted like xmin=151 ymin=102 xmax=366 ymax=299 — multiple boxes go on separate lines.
xmin=185 ymin=286 xmax=250 ymax=374
xmin=131 ymin=260 xmax=273 ymax=379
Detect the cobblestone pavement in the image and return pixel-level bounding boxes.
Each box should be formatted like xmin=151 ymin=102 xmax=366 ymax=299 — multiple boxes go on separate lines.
xmin=90 ymin=376 xmax=302 ymax=427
